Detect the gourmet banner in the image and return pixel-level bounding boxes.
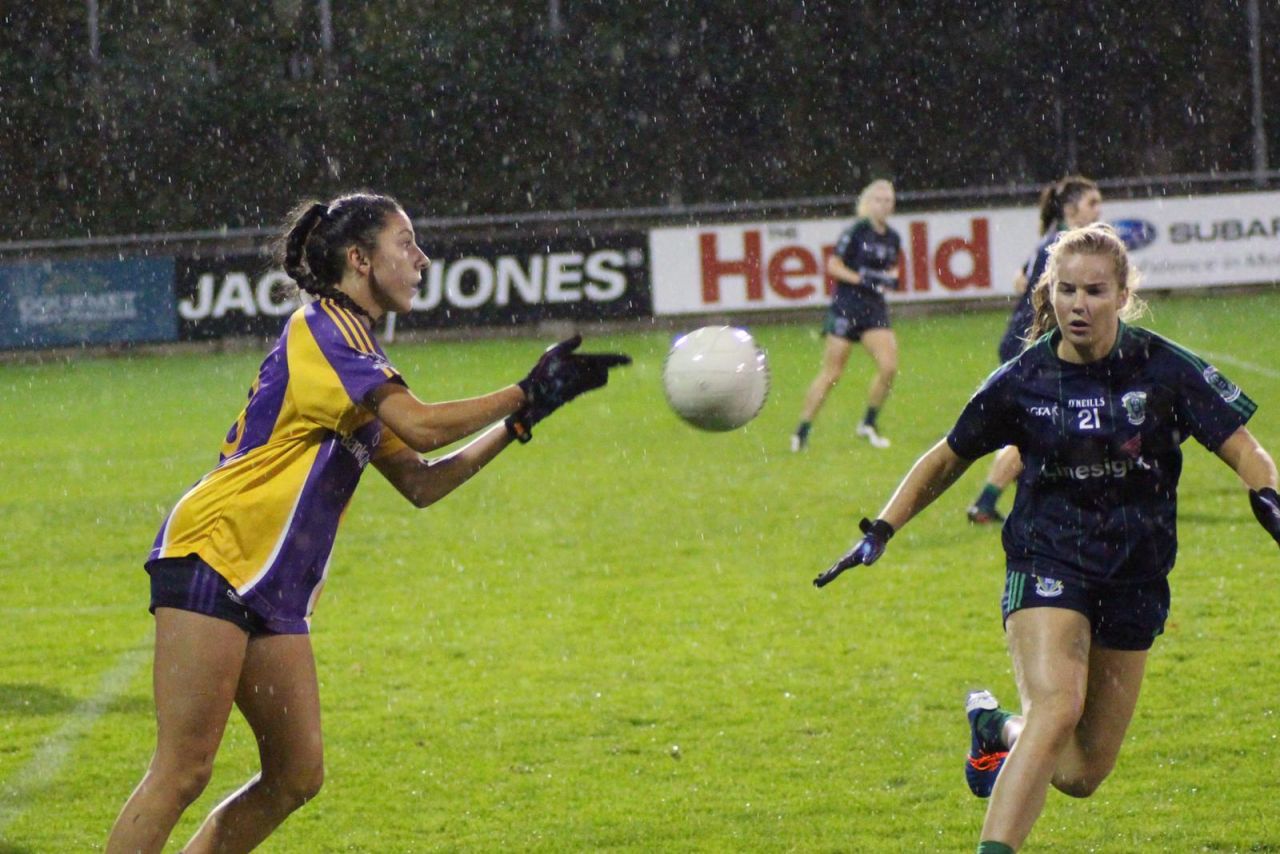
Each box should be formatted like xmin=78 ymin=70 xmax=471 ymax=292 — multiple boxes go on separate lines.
xmin=0 ymin=257 xmax=176 ymax=350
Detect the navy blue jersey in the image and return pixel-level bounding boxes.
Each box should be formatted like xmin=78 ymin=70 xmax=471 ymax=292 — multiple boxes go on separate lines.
xmin=833 ymin=218 xmax=901 ymax=298
xmin=948 ymin=324 xmax=1256 ymax=584
xmin=998 ymin=229 xmax=1060 ymax=362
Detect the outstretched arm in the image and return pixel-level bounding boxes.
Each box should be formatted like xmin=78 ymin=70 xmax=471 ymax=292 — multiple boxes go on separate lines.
xmin=1216 ymin=426 xmax=1280 ymax=548
xmin=369 ymin=383 xmax=524 ymax=454
xmin=816 ymin=439 xmax=975 ymax=587
xmin=877 ymin=438 xmax=975 ymax=530
xmin=1215 ymin=426 xmax=1278 ymax=490
xmin=367 ymin=334 xmax=630 ymax=453
xmin=373 ymin=423 xmax=515 ymax=509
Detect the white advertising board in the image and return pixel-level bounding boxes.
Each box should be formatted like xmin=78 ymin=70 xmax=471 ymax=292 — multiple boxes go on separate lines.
xmin=648 ymin=191 xmax=1280 ymax=315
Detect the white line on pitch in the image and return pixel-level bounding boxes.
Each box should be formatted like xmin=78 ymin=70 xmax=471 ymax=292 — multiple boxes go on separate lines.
xmin=0 ymin=636 xmax=151 ymax=835
xmin=1202 ymin=351 xmax=1280 ymax=381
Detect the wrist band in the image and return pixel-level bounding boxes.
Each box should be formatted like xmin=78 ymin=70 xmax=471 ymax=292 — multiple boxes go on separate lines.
xmin=505 ymin=415 xmax=532 ymax=444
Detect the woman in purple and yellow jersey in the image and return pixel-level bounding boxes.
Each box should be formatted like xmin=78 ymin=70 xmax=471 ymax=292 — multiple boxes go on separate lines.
xmin=107 ymin=193 xmax=629 ymax=854
xmin=815 ymin=224 xmax=1280 ymax=853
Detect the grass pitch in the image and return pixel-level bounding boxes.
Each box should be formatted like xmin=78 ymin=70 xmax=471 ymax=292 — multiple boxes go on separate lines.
xmin=1 ymin=292 xmax=1278 ymax=851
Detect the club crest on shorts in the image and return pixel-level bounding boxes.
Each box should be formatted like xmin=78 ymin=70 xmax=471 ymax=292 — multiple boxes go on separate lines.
xmin=1121 ymin=390 xmax=1147 ymax=425
xmin=1034 ymin=576 xmax=1064 ymax=598
xmin=1202 ymin=366 xmax=1241 ymax=403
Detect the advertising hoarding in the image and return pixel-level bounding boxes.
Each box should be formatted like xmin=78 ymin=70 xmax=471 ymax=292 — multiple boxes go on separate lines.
xmin=648 ymin=192 xmax=1280 ymax=315
xmin=0 ymin=257 xmax=176 ymax=350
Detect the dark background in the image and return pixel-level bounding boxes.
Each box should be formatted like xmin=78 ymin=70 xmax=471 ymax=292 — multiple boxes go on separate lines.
xmin=3 ymin=1 xmax=1276 ymax=241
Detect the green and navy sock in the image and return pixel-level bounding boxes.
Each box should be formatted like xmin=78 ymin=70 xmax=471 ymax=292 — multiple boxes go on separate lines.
xmin=795 ymin=421 xmax=811 ymax=441
xmin=977 ymin=842 xmax=1014 ymax=854
xmin=974 ymin=484 xmax=1003 ymax=513
xmin=975 ymin=706 xmax=1014 ymax=750
xmin=862 ymin=407 xmax=879 ymax=428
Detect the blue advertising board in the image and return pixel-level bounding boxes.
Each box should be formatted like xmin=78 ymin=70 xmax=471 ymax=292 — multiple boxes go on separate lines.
xmin=0 ymin=257 xmax=177 ymax=350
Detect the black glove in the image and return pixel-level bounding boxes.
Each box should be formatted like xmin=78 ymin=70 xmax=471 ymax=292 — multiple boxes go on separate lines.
xmin=857 ymin=267 xmax=899 ymax=292
xmin=814 ymin=518 xmax=894 ymax=588
xmin=1250 ymin=487 xmax=1280 ymax=547
xmin=506 ymin=334 xmax=631 ymax=442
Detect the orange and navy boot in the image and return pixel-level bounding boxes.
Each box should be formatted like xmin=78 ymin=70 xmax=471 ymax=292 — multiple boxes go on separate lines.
xmin=965 ymin=689 xmax=1010 ymax=798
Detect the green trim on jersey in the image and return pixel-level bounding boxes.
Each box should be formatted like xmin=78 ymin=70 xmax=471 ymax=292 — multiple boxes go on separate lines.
xmin=1141 ymin=327 xmax=1259 ymax=420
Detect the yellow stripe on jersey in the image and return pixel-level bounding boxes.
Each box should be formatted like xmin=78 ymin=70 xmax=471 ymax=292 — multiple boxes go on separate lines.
xmin=319 ymin=299 xmax=361 ymax=351
xmin=291 ymin=310 xmax=369 ymax=433
xmin=333 ymin=301 xmax=373 ymax=353
xmin=318 ymin=299 xmax=395 ymax=378
xmin=341 ymin=303 xmax=378 ymax=353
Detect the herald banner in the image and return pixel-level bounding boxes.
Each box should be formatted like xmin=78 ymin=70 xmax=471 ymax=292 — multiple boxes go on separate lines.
xmin=648 ymin=191 xmax=1280 ymax=315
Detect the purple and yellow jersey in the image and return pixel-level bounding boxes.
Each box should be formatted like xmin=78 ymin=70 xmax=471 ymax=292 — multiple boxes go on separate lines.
xmin=149 ymin=299 xmax=409 ymax=632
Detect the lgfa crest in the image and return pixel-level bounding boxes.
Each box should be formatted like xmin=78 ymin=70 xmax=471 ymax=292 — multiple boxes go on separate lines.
xmin=1202 ymin=366 xmax=1241 ymax=403
xmin=1034 ymin=576 xmax=1064 ymax=598
xmin=1121 ymin=390 xmax=1147 ymax=426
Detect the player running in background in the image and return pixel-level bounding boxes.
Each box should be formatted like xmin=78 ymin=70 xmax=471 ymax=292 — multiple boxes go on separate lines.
xmin=106 ymin=192 xmax=629 ymax=854
xmin=815 ymin=223 xmax=1280 ymax=854
xmin=967 ymin=176 xmax=1102 ymax=524
xmin=791 ymin=179 xmax=902 ymax=451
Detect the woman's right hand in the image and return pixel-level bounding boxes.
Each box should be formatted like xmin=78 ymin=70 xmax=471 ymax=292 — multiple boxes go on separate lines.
xmin=510 ymin=335 xmax=632 ymax=437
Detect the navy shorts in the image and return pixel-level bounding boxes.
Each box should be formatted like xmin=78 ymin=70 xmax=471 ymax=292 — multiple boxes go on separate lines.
xmin=1002 ymin=570 xmax=1170 ymax=651
xmin=148 ymin=556 xmax=282 ymax=636
xmin=824 ymin=286 xmax=890 ymax=342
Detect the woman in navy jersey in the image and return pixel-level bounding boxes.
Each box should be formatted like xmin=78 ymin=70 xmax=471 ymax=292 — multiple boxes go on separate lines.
xmin=967 ymin=176 xmax=1102 ymax=524
xmin=792 ymin=179 xmax=902 ymax=451
xmin=815 ymin=223 xmax=1280 ymax=854
xmin=107 ymin=193 xmax=629 ymax=853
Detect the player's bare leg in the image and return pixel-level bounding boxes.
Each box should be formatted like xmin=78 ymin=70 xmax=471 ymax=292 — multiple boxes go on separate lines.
xmin=183 ymin=632 xmax=324 ymax=854
xmin=979 ymin=607 xmax=1092 ymax=850
xmin=793 ymin=335 xmax=853 ymax=449
xmin=1049 ymin=644 xmax=1146 ymax=796
xmin=106 ymin=609 xmax=248 ymax=854
xmin=856 ymin=328 xmax=898 ymax=447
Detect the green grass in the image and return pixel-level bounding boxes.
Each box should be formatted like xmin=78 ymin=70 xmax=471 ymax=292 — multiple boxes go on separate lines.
xmin=2 ymin=293 xmax=1279 ymax=851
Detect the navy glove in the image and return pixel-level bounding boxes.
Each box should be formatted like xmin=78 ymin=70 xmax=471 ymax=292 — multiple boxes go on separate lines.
xmin=858 ymin=267 xmax=899 ymax=292
xmin=1250 ymin=487 xmax=1280 ymax=548
xmin=506 ymin=334 xmax=631 ymax=442
xmin=814 ymin=518 xmax=894 ymax=588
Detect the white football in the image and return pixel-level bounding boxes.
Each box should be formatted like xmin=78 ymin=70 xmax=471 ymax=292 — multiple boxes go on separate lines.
xmin=662 ymin=326 xmax=770 ymax=431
